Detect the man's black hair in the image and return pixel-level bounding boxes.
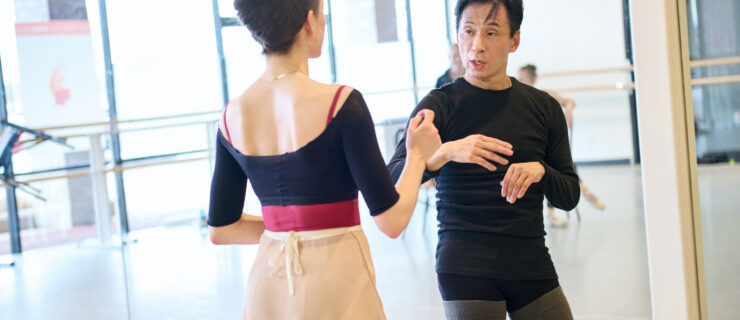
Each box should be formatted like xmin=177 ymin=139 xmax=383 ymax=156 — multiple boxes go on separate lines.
xmin=455 ymin=0 xmax=523 ymax=38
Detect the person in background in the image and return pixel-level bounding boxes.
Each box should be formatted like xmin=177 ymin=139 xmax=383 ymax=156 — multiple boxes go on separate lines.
xmin=518 ymin=64 xmax=606 ymax=228
xmin=436 ymin=43 xmax=466 ymax=88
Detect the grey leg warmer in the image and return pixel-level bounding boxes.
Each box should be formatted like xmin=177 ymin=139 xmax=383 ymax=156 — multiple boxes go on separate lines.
xmin=508 ymin=286 xmax=574 ymax=320
xmin=442 ymin=300 xmax=507 ymax=320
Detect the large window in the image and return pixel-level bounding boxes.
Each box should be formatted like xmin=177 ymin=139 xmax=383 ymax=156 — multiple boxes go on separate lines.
xmin=1 ymin=0 xmax=120 ymax=254
xmin=106 ymin=0 xmax=222 ymax=119
xmin=332 ymin=0 xmax=417 ymax=121
xmin=104 ymin=0 xmax=223 ymax=230
xmin=0 ymin=1 xmax=130 ymax=318
xmin=410 ymin=0 xmax=450 ymax=91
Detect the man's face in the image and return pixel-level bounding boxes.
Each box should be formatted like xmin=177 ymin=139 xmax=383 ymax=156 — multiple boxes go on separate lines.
xmin=457 ymin=2 xmax=520 ymax=83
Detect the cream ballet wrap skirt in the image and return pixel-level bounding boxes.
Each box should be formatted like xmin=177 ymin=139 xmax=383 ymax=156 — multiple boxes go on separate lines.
xmin=243 ymin=226 xmax=386 ymax=320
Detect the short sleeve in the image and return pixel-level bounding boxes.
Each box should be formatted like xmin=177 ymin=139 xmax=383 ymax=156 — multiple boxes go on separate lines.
xmin=207 ymin=131 xmax=248 ymax=226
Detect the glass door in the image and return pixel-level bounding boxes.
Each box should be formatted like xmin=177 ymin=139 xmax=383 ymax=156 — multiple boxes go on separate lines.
xmin=685 ymin=0 xmax=740 ymax=318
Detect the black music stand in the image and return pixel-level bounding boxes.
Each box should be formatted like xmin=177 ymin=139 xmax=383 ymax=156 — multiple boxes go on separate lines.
xmin=0 ymin=125 xmax=21 ymax=267
xmin=0 ymin=122 xmax=73 ymax=200
xmin=0 ymin=122 xmax=72 ymax=267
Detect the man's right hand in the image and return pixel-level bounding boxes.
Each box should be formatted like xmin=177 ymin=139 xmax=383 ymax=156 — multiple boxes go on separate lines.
xmin=426 ymin=134 xmax=513 ymax=171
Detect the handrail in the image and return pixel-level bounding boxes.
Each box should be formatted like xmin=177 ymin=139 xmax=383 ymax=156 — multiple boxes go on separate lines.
xmin=691 ymin=75 xmax=740 ymax=86
xmin=358 ymin=80 xmax=637 ymax=96
xmin=111 ymin=155 xmax=209 ymax=173
xmin=59 ymin=119 xmax=219 ymax=139
xmin=0 ymin=152 xmax=210 ymax=187
xmin=544 ymin=82 xmax=635 ymax=93
xmin=538 ymin=66 xmax=634 ymax=78
xmin=690 ymin=56 xmax=740 ymax=68
xmin=34 ymin=109 xmax=221 ymax=132
xmin=530 ymin=57 xmax=739 ymax=79
xmin=526 ymin=56 xmax=740 ymax=78
xmin=363 ymin=86 xmax=435 ymax=96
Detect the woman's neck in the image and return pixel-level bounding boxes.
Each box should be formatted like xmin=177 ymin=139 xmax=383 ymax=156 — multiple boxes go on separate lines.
xmin=264 ymin=50 xmax=310 ymax=80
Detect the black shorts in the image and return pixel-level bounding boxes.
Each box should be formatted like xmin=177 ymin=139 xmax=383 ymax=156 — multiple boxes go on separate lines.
xmin=437 ymin=273 xmax=560 ymax=312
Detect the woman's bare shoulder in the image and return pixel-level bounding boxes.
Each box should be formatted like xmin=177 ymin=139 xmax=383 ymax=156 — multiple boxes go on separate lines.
xmin=306 ymin=81 xmax=356 ymax=117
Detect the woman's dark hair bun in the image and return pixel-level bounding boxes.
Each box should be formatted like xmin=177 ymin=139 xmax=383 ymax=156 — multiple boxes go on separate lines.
xmin=234 ymin=0 xmax=320 ymax=54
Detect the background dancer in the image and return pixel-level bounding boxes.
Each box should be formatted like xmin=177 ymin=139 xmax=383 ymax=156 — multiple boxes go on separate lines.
xmin=518 ymin=64 xmax=606 ymax=228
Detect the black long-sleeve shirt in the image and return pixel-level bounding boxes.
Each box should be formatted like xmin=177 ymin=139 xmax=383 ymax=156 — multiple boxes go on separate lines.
xmin=388 ymin=77 xmax=580 ymax=280
xmin=208 ymin=89 xmax=400 ymax=228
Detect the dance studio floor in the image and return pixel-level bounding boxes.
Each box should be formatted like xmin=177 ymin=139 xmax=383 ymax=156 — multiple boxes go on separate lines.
xmin=2 ymin=164 xmax=739 ymax=319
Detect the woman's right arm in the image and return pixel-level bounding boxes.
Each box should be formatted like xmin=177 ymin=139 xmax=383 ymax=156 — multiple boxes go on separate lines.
xmin=208 ymin=128 xmax=265 ymax=245
xmin=387 ymin=93 xmax=447 ymax=183
xmin=373 ymin=111 xmax=439 ymax=238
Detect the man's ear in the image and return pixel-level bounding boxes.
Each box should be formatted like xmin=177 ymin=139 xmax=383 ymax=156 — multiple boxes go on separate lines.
xmin=510 ymin=30 xmax=521 ymax=53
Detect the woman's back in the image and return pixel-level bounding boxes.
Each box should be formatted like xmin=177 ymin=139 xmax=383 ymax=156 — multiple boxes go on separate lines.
xmin=214 ymin=75 xmax=401 ymax=231
xmin=221 ymin=75 xmax=352 ymax=157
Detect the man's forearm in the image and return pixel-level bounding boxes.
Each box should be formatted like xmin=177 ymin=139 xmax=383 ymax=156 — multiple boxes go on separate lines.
xmin=426 ymin=147 xmax=449 ymax=172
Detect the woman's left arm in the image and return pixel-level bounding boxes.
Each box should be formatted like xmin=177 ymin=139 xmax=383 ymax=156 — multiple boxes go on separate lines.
xmin=208 ymin=130 xmax=265 ymax=245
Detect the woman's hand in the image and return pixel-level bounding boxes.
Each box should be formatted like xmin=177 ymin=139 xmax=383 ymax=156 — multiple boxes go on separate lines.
xmin=209 ymin=213 xmax=265 ymax=245
xmin=405 ymin=109 xmax=442 ymax=162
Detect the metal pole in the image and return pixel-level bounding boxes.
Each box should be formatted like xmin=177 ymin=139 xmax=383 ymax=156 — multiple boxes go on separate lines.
xmin=89 ymin=134 xmax=112 ymax=244
xmin=444 ymin=0 xmax=452 ymax=44
xmin=205 ymin=122 xmax=216 ymax=174
xmin=3 ymin=160 xmax=20 ymax=253
xmin=0 ymin=56 xmax=21 ymax=254
xmin=404 ymin=0 xmax=419 ymax=104
xmin=623 ymin=0 xmax=640 ymax=164
xmin=212 ymin=0 xmax=230 ymax=106
xmin=326 ymin=0 xmax=338 ymax=84
xmin=97 ymin=0 xmax=130 ymax=234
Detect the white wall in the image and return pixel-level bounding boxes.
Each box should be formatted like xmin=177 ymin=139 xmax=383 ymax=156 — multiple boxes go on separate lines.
xmin=507 ymin=0 xmax=634 ymax=162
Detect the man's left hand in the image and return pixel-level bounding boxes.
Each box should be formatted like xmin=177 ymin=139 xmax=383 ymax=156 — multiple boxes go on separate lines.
xmin=500 ymin=162 xmax=545 ymax=204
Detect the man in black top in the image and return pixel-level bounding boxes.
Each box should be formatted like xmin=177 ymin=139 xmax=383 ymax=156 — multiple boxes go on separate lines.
xmin=388 ymin=1 xmax=579 ymax=319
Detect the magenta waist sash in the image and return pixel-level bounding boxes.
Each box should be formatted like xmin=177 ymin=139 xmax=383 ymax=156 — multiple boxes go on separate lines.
xmin=261 ymin=199 xmax=361 ymax=232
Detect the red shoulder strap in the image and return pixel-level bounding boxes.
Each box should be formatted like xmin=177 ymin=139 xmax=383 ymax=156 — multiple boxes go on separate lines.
xmin=222 ymin=103 xmax=233 ymax=145
xmin=326 ymin=85 xmax=346 ymax=127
